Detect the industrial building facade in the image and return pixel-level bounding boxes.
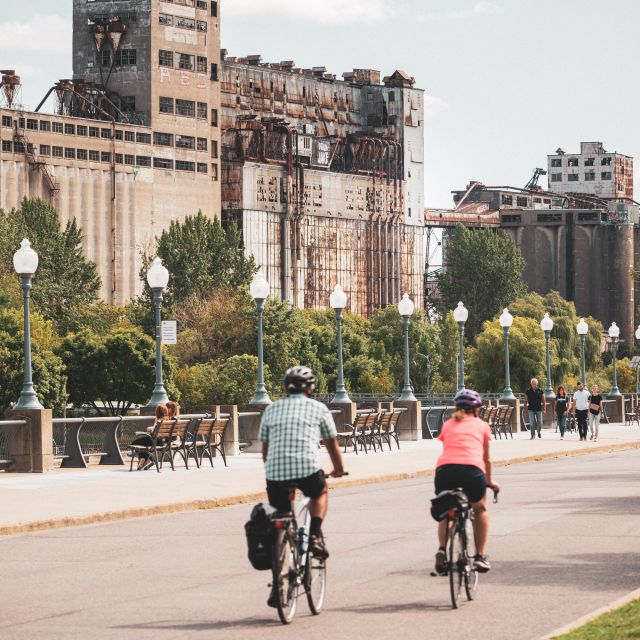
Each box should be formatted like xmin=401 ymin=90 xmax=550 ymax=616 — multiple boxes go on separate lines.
xmin=0 ymin=0 xmax=425 ymax=315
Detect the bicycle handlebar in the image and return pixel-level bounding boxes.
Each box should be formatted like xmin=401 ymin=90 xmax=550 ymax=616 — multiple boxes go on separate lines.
xmin=326 ymin=471 xmax=349 ymax=478
xmin=492 ymin=489 xmax=499 ymax=504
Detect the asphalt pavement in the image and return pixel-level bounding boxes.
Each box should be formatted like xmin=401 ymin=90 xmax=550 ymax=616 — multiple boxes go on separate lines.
xmin=1 ymin=449 xmax=639 ymax=640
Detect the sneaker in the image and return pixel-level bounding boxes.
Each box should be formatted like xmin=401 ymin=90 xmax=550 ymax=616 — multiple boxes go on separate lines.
xmin=560 ymin=437 xmax=564 ymax=440
xmin=589 ymin=434 xmax=594 ymax=440
xmin=435 ymin=548 xmax=448 ymax=574
xmin=267 ymin=587 xmax=278 ymax=608
xmin=538 ymin=433 xmax=541 ymax=438
xmin=309 ymin=534 xmax=329 ymax=559
xmin=473 ymin=554 xmax=491 ymax=573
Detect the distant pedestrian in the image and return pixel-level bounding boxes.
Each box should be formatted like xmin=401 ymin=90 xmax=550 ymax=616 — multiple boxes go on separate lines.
xmin=588 ymin=384 xmax=602 ymax=442
xmin=554 ymin=386 xmax=569 ymax=439
xmin=572 ymin=381 xmax=590 ymax=441
xmin=524 ymin=378 xmax=546 ymax=439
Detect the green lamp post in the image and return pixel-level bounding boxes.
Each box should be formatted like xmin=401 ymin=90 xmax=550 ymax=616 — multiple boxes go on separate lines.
xmin=145 ymin=257 xmax=170 ymax=407
xmin=398 ymin=293 xmax=417 ymax=401
xmin=249 ymin=270 xmax=272 ymax=405
xmin=499 ymin=308 xmax=516 ymax=401
xmin=576 ymin=318 xmax=588 ymax=386
xmin=608 ymin=321 xmax=621 ymax=397
xmin=453 ymin=301 xmax=468 ymax=391
xmin=540 ymin=313 xmax=555 ymax=400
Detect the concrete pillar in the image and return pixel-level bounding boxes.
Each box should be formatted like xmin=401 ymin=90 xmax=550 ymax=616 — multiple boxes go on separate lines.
xmin=328 ymin=402 xmax=357 ymax=431
xmin=394 ymin=399 xmax=422 ymax=441
xmin=241 ymin=403 xmax=268 ymax=453
xmin=218 ymin=405 xmax=240 ymax=456
xmin=502 ymin=398 xmax=521 ymax=432
xmin=5 ymin=408 xmax=53 ymax=473
xmin=606 ymin=396 xmax=624 ymax=423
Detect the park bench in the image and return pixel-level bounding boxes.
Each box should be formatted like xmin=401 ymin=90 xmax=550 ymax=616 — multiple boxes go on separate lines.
xmin=188 ymin=416 xmax=230 ymax=467
xmin=379 ymin=409 xmax=402 ymax=450
xmin=127 ymin=418 xmax=191 ymax=472
xmin=337 ymin=411 xmax=377 ymax=454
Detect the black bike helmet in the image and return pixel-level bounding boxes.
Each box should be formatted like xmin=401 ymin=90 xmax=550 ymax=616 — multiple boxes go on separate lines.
xmin=283 ymin=366 xmax=316 ymax=394
xmin=454 ymin=388 xmax=483 ymax=409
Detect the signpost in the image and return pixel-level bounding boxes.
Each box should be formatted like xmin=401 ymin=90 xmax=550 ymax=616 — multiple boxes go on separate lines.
xmin=161 ymin=320 xmax=177 ymax=345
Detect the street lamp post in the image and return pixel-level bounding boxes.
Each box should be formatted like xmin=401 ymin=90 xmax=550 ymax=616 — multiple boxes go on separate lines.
xmin=453 ymin=301 xmax=468 ymax=391
xmin=398 ymin=293 xmax=417 ymax=401
xmin=608 ymin=322 xmax=621 ymax=397
xmin=635 ymin=325 xmax=640 ymax=394
xmin=13 ymin=239 xmax=43 ymax=410
xmin=146 ymin=257 xmax=170 ymax=407
xmin=576 ymin=318 xmax=589 ymax=386
xmin=540 ymin=313 xmax=555 ymax=400
xmin=249 ymin=271 xmax=272 ymax=405
xmin=329 ymin=284 xmax=352 ymax=404
xmin=499 ymin=308 xmax=516 ymax=401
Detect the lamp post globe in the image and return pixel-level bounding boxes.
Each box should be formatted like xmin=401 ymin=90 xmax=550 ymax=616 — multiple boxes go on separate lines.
xmin=330 ymin=284 xmax=351 ymax=404
xmin=249 ymin=271 xmax=272 ymax=405
xmin=608 ymin=321 xmax=621 ymax=397
xmin=398 ymin=293 xmax=417 ymax=402
xmin=13 ymin=239 xmax=43 ymax=410
xmin=576 ymin=318 xmax=588 ymax=385
xmin=540 ymin=313 xmax=555 ymax=400
xmin=146 ymin=257 xmax=170 ymax=407
xmin=499 ymin=308 xmax=516 ymax=401
xmin=453 ymin=301 xmax=468 ymax=391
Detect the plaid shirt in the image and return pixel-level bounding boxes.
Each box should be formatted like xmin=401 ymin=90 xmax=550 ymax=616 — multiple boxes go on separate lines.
xmin=259 ymin=394 xmax=337 ymax=481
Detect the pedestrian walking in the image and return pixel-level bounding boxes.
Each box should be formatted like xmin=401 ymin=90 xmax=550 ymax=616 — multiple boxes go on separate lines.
xmin=572 ymin=381 xmax=590 ymax=441
xmin=524 ymin=378 xmax=546 ymax=439
xmin=554 ymin=386 xmax=569 ymax=439
xmin=588 ymin=384 xmax=602 ymax=442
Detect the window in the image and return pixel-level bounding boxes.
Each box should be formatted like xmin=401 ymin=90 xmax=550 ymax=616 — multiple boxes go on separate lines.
xmin=179 ymin=53 xmax=194 ymax=71
xmin=197 ymin=162 xmax=208 ymax=173
xmin=101 ymin=128 xmax=111 ymax=139
xmin=159 ymin=50 xmax=174 ymax=67
xmin=197 ymin=0 xmax=208 ymax=8
xmin=211 ymin=163 xmax=218 ymax=180
xmin=101 ymin=151 xmax=111 ymax=162
xmin=176 ymin=17 xmax=195 ymax=30
xmin=136 ymin=155 xmax=151 ymax=167
xmin=115 ymin=153 xmax=123 ymax=164
xmin=136 ymin=132 xmax=152 ymax=144
xmin=601 ymin=171 xmax=612 ymax=180
xmin=124 ymin=131 xmax=135 ymax=142
xmin=584 ymin=171 xmax=595 ymax=181
xmin=125 ymin=154 xmax=135 ymax=165
xmin=52 ymin=146 xmax=63 ymax=158
xmin=211 ymin=108 xmax=218 ymax=126
xmin=115 ymin=49 xmax=137 ymax=66
xmin=176 ymin=99 xmax=195 ymax=117
xmin=77 ymin=125 xmax=87 ymax=136
xmin=197 ymin=56 xmax=207 ymax=73
xmin=27 ymin=119 xmax=38 ymax=131
xmin=2 ymin=140 xmax=12 ymax=152
xmin=551 ymin=173 xmax=562 ymax=182
xmin=568 ymin=173 xmax=579 ymax=182
xmin=584 ymin=158 xmax=594 ymax=167
xmin=516 ymin=196 xmax=528 ymax=207
xmin=602 ymin=157 xmax=612 ymax=166
xmin=64 ymin=123 xmax=75 ymax=135
xmin=89 ymin=126 xmax=100 ymax=138
xmin=197 ymin=137 xmax=207 ymax=151
xmin=197 ymin=102 xmax=207 ymax=119
xmin=154 ymin=157 xmax=174 ymax=169
xmin=210 ymin=62 xmax=218 ymax=81
xmin=52 ymin=122 xmax=63 ymax=133
xmin=39 ymin=120 xmax=50 ymax=132
xmin=14 ymin=141 xmax=24 ymax=153
xmin=618 ymin=182 xmax=624 ymax=191
xmin=120 ymin=96 xmax=136 ymax=112
xmin=501 ymin=194 xmax=513 ymax=205
xmin=197 ymin=20 xmax=207 ymax=31
xmin=551 ymin=158 xmax=562 ymax=167
xmin=2 ymin=115 xmax=12 ymax=127
xmin=39 ymin=144 xmax=50 ymax=156
xmin=567 ymin=158 xmax=578 ymax=167
xmin=211 ymin=1 xmax=218 ymax=17
xmin=159 ymin=13 xmax=173 ymax=25
xmin=176 ymin=160 xmax=195 ymax=171
xmin=65 ymin=147 xmax=75 ymax=159
xmin=77 ymin=149 xmax=88 ymax=160
xmin=99 ymin=49 xmax=111 ymax=66
xmin=18 ymin=117 xmax=25 ymax=128
xmin=154 ymin=132 xmax=174 ymax=146
xmin=211 ymin=140 xmax=218 ymax=158
xmin=114 ymin=129 xmax=123 ymax=140
xmin=159 ymin=96 xmax=174 ymax=114
xmin=89 ymin=150 xmax=100 ymax=162
xmin=176 ymin=135 xmax=195 ymax=149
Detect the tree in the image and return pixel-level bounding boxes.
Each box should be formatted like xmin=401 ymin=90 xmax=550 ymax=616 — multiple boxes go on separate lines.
xmin=0 ymin=199 xmax=101 ymax=324
xmin=436 ymin=225 xmax=527 ymax=338
xmin=213 ymin=355 xmax=271 ymax=406
xmin=174 ymin=363 xmax=219 ymax=411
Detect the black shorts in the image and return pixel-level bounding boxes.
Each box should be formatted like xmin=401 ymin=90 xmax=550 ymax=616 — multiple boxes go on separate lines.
xmin=435 ymin=464 xmax=487 ymax=504
xmin=266 ymin=470 xmax=327 ymax=513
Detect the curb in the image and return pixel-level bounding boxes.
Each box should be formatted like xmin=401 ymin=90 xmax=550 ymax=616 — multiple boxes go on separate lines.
xmin=542 ymin=587 xmax=640 ymax=639
xmin=1 ymin=440 xmax=639 ymax=538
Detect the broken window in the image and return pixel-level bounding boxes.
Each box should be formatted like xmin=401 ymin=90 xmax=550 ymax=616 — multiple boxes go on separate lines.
xmin=210 ymin=108 xmax=218 ymax=126
xmin=99 ymin=49 xmax=111 ymax=67
xmin=154 ymin=157 xmax=174 ymax=170
xmin=136 ymin=156 xmax=151 ymax=167
xmin=550 ymin=158 xmax=562 ymax=167
xmin=584 ymin=171 xmax=595 ymax=181
xmin=617 ymin=182 xmax=624 ymax=191
xmin=159 ymin=14 xmax=173 ymax=26
xmin=136 ymin=132 xmax=152 ymax=144
xmin=176 ymin=99 xmax=195 ymax=117
xmin=501 ymin=194 xmax=513 ymax=205
xmin=197 ymin=20 xmax=207 ymax=31
xmin=89 ymin=150 xmax=100 ymax=162
xmin=197 ymin=137 xmax=207 ymax=151
xmin=601 ymin=157 xmax=612 ymax=166
xmin=211 ymin=162 xmax=218 ymax=180
xmin=154 ymin=132 xmax=173 ymax=146
xmin=584 ymin=158 xmax=594 ymax=166
xmin=176 ymin=17 xmax=196 ymax=30
xmin=176 ymin=135 xmax=195 ymax=149
xmin=159 ymin=50 xmax=174 ymax=68
xmin=179 ymin=53 xmax=194 ymax=71
xmin=197 ymin=0 xmax=208 ymax=8
xmin=159 ymin=96 xmax=174 ymax=114
xmin=551 ymin=173 xmax=562 ymax=182
xmin=567 ymin=174 xmax=579 ymax=182
xmin=197 ymin=56 xmax=208 ymax=73
xmin=601 ymin=171 xmax=612 ymax=180
xmin=516 ymin=196 xmax=528 ymax=207
xmin=567 ymin=158 xmax=578 ymax=167
xmin=197 ymin=162 xmax=208 ymax=173
xmin=176 ymin=160 xmax=195 ymax=171
xmin=197 ymin=102 xmax=208 ymax=119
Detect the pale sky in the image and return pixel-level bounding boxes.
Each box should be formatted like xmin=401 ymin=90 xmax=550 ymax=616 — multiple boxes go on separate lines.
xmin=2 ymin=0 xmax=639 ymax=208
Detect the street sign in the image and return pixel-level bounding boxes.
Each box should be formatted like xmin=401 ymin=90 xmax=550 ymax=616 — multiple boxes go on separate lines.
xmin=630 ymin=356 xmax=640 ymax=369
xmin=161 ymin=320 xmax=177 ymax=345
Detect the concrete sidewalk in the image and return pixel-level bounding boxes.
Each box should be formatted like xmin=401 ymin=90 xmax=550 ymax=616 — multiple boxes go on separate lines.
xmin=1 ymin=422 xmax=638 ymax=535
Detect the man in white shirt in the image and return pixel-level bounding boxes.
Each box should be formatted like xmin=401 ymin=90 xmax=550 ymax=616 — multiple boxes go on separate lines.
xmin=572 ymin=381 xmax=590 ymax=441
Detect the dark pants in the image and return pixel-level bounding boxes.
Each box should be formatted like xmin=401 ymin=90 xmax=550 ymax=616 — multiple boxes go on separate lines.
xmin=576 ymin=410 xmax=588 ymax=440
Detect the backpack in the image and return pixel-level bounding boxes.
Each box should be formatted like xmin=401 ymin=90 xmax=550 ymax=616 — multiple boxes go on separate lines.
xmin=245 ymin=503 xmax=275 ymax=571
xmin=430 ymin=489 xmax=469 ymax=522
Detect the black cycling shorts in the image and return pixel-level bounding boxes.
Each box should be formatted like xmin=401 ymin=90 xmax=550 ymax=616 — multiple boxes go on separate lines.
xmin=435 ymin=464 xmax=487 ymax=504
xmin=266 ymin=470 xmax=327 ymax=513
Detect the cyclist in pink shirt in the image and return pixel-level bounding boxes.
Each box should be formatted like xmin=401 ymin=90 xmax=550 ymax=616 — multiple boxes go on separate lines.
xmin=434 ymin=389 xmax=500 ymax=574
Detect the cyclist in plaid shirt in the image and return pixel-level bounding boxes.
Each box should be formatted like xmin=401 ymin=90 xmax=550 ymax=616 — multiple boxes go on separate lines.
xmin=259 ymin=366 xmax=346 ymax=561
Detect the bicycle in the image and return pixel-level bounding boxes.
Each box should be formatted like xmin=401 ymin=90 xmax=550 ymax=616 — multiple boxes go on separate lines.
xmin=431 ymin=488 xmax=499 ymax=609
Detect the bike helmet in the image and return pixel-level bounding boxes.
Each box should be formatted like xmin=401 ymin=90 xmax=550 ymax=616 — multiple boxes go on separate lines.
xmin=454 ymin=388 xmax=483 ymax=409
xmin=283 ymin=366 xmax=316 ymax=394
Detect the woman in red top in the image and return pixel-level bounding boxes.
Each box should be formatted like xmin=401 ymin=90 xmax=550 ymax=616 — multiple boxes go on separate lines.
xmin=434 ymin=389 xmax=500 ymax=573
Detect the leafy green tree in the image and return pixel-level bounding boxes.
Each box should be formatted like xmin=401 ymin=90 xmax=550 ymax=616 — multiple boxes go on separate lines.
xmin=434 ymin=311 xmax=459 ymax=393
xmin=213 ymin=355 xmax=271 ymax=406
xmin=174 ymin=363 xmax=219 ymax=411
xmin=0 ymin=199 xmax=101 ymax=324
xmin=436 ymin=225 xmax=526 ymax=338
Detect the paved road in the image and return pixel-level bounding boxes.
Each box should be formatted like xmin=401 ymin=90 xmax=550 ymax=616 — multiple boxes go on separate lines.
xmin=2 ymin=450 xmax=640 ymax=640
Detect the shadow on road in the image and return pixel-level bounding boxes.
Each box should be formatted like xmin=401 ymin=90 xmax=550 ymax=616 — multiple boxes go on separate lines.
xmin=112 ymin=617 xmax=276 ymax=632
xmin=532 ymin=494 xmax=640 ymax=515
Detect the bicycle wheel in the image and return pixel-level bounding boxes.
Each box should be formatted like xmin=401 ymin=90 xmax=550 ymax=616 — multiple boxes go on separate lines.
xmin=305 ymin=552 xmax=327 ymax=615
xmin=448 ymin=521 xmax=463 ymax=609
xmin=272 ymin=528 xmax=299 ymax=624
xmin=463 ymin=516 xmax=479 ymax=600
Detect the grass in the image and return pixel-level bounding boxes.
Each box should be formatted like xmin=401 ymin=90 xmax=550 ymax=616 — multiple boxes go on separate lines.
xmin=552 ymin=599 xmax=640 ymax=639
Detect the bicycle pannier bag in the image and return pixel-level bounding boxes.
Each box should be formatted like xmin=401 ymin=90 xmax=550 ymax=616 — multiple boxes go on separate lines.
xmin=245 ymin=503 xmax=275 ymax=571
xmin=430 ymin=490 xmax=468 ymax=522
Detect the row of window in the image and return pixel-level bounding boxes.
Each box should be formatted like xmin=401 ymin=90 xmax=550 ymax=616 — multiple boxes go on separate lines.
xmin=159 ymin=50 xmax=218 ymax=80
xmin=551 ymin=157 xmax=613 ymax=167
xmin=551 ymin=172 xmax=613 ymax=182
xmin=159 ymin=14 xmax=208 ymax=31
xmin=95 ymin=48 xmax=137 ymax=67
xmin=153 ymin=132 xmax=218 ymax=156
xmin=87 ymin=12 xmax=137 ymax=24
xmin=163 ymin=0 xmax=218 ymax=15
xmin=158 ymin=97 xmax=213 ymax=122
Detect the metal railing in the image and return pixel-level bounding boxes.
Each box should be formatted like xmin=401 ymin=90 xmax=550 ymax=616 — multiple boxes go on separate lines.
xmin=0 ymin=420 xmax=27 ymax=468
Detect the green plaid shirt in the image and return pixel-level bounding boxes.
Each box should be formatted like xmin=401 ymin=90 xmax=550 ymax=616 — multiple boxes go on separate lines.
xmin=259 ymin=394 xmax=337 ymax=481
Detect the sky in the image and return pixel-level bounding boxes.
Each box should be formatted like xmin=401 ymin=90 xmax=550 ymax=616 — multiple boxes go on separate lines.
xmin=2 ymin=0 xmax=639 ymax=208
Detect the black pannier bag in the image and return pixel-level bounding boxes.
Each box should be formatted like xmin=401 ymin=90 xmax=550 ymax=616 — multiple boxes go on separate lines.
xmin=430 ymin=489 xmax=469 ymax=522
xmin=245 ymin=503 xmax=275 ymax=570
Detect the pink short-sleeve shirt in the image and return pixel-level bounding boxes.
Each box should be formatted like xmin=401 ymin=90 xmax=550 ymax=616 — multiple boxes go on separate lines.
xmin=436 ymin=415 xmax=491 ymax=473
